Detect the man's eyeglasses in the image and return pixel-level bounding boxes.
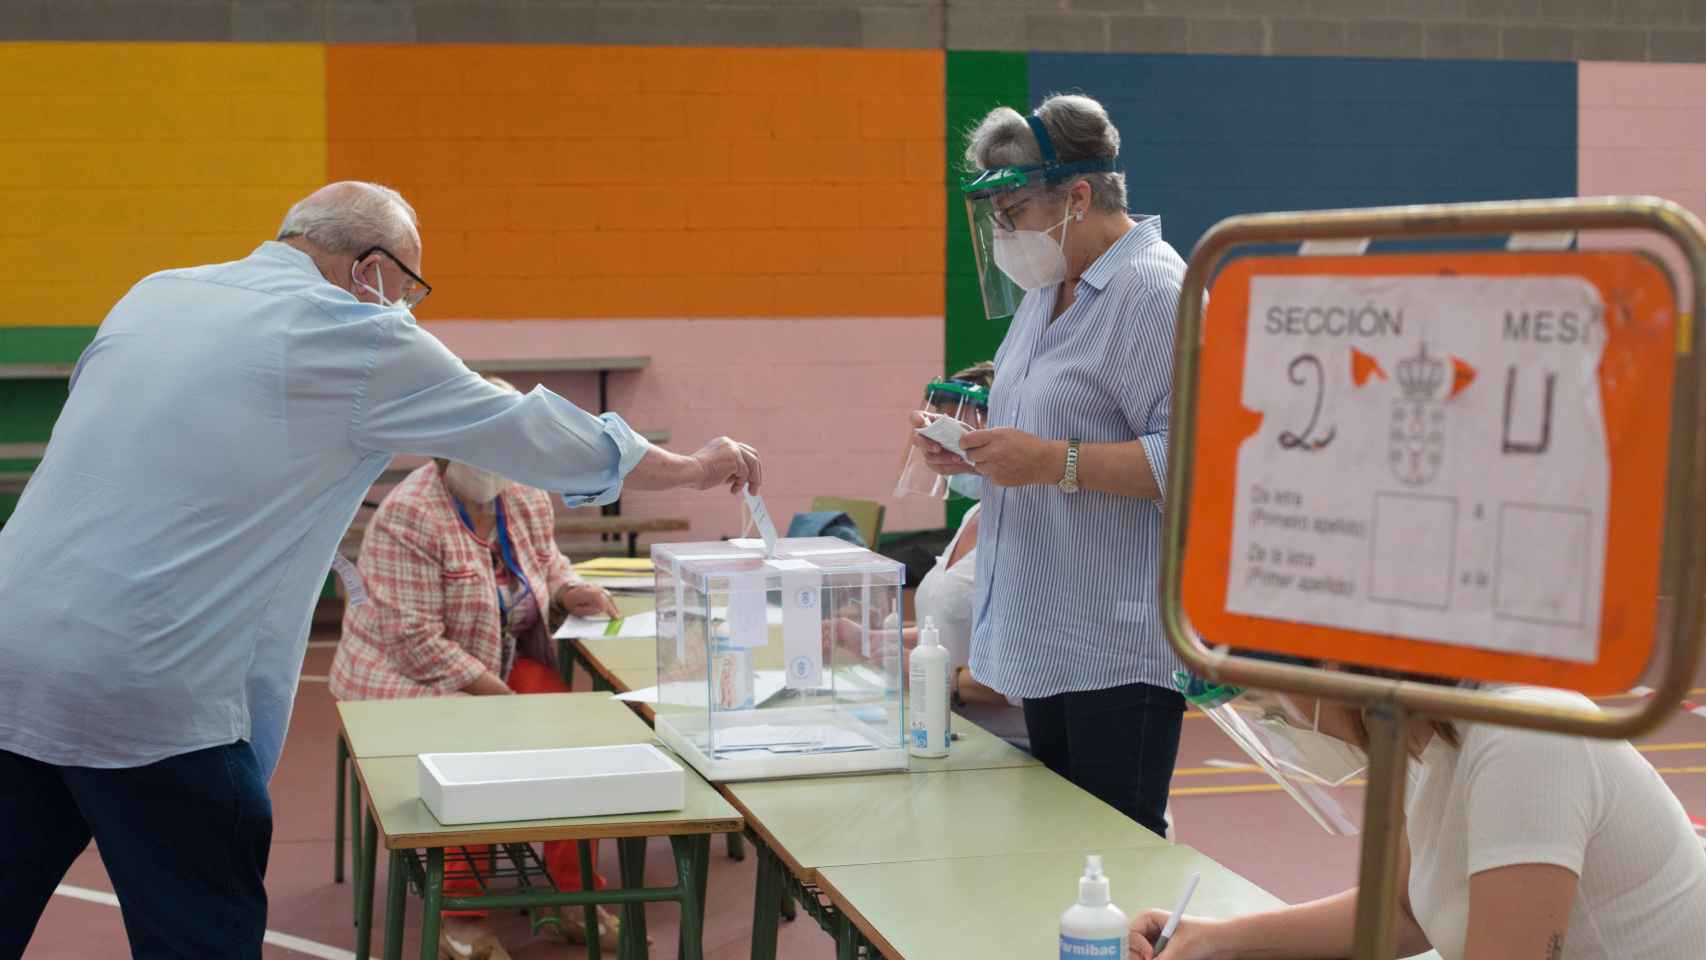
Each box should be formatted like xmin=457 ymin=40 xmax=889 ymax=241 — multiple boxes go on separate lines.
xmin=356 ymin=246 xmax=432 ymax=309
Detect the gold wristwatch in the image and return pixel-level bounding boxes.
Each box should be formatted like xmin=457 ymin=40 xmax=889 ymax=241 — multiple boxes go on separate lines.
xmin=1058 ymin=438 xmax=1081 ymax=494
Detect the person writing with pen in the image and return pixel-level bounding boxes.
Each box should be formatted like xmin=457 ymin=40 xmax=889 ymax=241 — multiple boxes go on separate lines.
xmin=1125 ymin=666 xmax=1706 ymax=959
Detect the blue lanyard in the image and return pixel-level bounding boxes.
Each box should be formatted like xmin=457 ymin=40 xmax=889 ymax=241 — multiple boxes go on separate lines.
xmin=454 ymin=497 xmax=532 ymax=625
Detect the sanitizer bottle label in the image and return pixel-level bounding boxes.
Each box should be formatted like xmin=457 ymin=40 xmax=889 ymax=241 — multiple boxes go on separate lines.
xmin=1059 ymin=935 xmax=1123 ymax=959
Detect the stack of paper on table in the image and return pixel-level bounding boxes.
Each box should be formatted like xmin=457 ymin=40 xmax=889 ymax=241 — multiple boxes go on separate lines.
xmin=573 ymin=557 xmax=655 ymax=592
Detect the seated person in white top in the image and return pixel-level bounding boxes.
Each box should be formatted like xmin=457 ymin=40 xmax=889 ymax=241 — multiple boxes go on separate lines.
xmin=1129 ymin=670 xmax=1706 ymax=960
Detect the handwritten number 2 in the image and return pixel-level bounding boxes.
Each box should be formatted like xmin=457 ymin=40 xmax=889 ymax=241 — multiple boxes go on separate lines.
xmin=1278 ymin=354 xmax=1335 ymax=451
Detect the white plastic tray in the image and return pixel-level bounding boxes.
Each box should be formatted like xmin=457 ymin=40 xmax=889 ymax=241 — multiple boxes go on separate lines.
xmin=417 ymin=744 xmax=685 ymax=825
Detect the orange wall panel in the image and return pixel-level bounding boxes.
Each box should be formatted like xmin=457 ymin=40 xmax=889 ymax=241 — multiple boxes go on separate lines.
xmin=326 ymin=45 xmax=944 ymax=320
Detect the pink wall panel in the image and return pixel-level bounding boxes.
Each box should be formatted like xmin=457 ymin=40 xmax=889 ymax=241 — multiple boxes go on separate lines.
xmin=423 ymin=317 xmax=947 ymax=542
xmin=1579 ymin=62 xmax=1706 ymax=311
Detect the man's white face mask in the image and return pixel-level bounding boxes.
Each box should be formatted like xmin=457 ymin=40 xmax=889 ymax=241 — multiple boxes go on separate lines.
xmin=444 ymin=463 xmax=509 ymax=505
xmin=990 ymin=206 xmax=1076 ymax=291
xmin=352 ymin=258 xmax=407 ymax=309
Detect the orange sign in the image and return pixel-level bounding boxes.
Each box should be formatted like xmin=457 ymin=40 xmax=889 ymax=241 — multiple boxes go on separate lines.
xmin=1182 ymin=251 xmax=1677 ymax=694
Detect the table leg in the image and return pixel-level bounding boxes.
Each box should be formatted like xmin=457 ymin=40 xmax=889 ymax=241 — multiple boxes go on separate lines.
xmin=557 ymin=638 xmax=577 ymax=689
xmin=835 ymin=915 xmax=861 ymax=960
xmin=579 ymin=840 xmax=602 ymax=960
xmin=419 ymin=848 xmax=444 ymax=960
xmin=356 ymin=807 xmax=378 ymax=950
xmin=747 ymin=838 xmax=781 ymax=960
xmin=693 ymin=835 xmax=709 ymax=931
xmin=671 ymin=835 xmax=707 ymax=960
xmin=616 ymin=837 xmax=650 ymax=960
xmin=350 ymin=751 xmax=363 ymax=923
xmin=382 ymin=850 xmax=407 ymax=960
xmin=725 ymin=831 xmax=745 ymax=861
xmin=334 ymin=736 xmax=347 ymax=884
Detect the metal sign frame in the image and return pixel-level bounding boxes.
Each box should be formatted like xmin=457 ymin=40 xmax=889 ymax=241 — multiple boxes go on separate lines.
xmin=1159 ymin=196 xmax=1706 ymax=959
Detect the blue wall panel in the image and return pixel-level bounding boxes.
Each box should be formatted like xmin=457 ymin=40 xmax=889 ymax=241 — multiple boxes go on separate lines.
xmin=1027 ymin=54 xmax=1578 ymax=258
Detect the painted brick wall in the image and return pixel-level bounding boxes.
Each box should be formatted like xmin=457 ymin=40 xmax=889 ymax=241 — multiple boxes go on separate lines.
xmin=944 ymin=51 xmax=1028 ymax=381
xmin=0 ymin=43 xmax=327 ymax=330
xmin=324 ymin=45 xmax=945 ymax=321
xmin=1028 ymin=54 xmax=1578 ymax=261
xmin=1578 ymin=60 xmax=1706 ymax=311
xmin=425 ymin=317 xmax=946 ymax=537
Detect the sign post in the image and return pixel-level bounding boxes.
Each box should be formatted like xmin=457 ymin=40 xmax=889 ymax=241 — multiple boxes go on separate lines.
xmin=1160 ymin=196 xmax=1706 ymax=960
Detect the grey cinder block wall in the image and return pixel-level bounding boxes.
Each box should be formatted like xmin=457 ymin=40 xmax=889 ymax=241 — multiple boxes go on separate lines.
xmin=1 ymin=1 xmax=1703 ymax=62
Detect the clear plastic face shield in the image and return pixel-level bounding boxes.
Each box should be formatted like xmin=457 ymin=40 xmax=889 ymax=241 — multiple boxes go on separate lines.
xmin=959 ymin=115 xmax=1118 ymax=320
xmin=895 ymin=379 xmax=989 ymax=500
xmin=1176 ymin=672 xmax=1365 ymax=836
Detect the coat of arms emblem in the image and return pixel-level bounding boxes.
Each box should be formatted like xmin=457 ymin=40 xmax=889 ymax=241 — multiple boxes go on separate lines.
xmin=1390 ymin=343 xmax=1446 ymax=486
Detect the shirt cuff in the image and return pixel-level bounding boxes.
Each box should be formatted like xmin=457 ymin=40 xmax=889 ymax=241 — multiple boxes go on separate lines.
xmin=559 ymin=412 xmax=650 ymax=509
xmin=1138 ymin=429 xmax=1169 ymax=505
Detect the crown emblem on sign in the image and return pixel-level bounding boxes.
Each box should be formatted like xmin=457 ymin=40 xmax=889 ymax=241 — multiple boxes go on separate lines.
xmin=1396 ymin=343 xmax=1445 ymax=401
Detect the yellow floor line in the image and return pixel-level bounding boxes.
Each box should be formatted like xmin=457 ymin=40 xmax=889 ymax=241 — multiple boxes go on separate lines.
xmin=1170 ymin=782 xmax=1289 ymax=797
xmin=1637 ymin=742 xmax=1706 ymax=754
xmin=1174 ymin=765 xmax=1261 ymax=777
xmin=1598 ymin=687 xmax=1706 ymax=701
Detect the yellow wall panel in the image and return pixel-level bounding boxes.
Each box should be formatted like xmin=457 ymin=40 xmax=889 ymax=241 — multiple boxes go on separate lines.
xmin=0 ymin=43 xmax=326 ymax=328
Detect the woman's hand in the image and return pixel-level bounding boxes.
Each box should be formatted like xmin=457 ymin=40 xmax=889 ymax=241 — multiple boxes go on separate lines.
xmin=960 ymin=428 xmax=1063 ymax=487
xmin=559 ymin=583 xmax=620 ymax=619
xmin=910 ymin=411 xmax=978 ymax=477
xmin=464 ymin=672 xmax=515 ymax=696
xmin=1128 ymin=911 xmax=1223 ymax=960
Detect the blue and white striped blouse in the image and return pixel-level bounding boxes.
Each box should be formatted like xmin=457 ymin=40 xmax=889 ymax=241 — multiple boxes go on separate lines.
xmin=968 ymin=216 xmax=1185 ymax=700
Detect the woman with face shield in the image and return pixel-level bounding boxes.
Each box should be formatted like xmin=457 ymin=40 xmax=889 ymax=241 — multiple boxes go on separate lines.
xmin=328 ymin=377 xmax=631 ymax=958
xmin=906 ymin=94 xmax=1191 ymax=838
xmin=1129 ymin=670 xmax=1706 ymax=960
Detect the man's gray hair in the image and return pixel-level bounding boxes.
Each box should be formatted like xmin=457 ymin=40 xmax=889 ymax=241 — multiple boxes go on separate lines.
xmin=964 ymin=93 xmax=1127 ymax=214
xmin=276 ymin=181 xmax=419 ymax=255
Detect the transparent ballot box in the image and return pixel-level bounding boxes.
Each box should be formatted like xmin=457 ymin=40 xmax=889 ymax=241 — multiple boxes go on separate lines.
xmin=651 ymin=537 xmax=907 ymax=781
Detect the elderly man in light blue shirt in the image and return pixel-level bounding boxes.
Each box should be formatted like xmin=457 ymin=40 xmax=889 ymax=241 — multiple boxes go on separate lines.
xmin=0 ymin=181 xmax=761 ymax=959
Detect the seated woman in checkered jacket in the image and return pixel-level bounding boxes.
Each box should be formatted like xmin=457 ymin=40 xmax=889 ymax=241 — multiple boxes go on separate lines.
xmin=330 ymin=377 xmax=626 ymax=960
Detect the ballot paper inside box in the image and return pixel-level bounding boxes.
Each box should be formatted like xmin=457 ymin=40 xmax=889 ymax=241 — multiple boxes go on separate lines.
xmin=650 ymin=538 xmax=907 ymax=781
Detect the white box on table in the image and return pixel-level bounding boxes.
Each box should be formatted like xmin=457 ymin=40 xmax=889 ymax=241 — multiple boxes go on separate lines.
xmin=417 ymin=744 xmax=685 ymax=825
xmin=651 ymin=537 xmax=907 ymax=781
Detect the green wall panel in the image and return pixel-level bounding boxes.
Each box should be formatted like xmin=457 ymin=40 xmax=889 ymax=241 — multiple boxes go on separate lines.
xmin=943 ymin=51 xmax=1027 ymax=530
xmin=0 ymin=327 xmax=97 ymax=365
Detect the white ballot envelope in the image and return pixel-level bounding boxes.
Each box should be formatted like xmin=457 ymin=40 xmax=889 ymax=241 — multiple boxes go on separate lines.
xmin=915 ymin=416 xmax=974 ymax=463
xmin=742 ymin=489 xmax=780 ymax=556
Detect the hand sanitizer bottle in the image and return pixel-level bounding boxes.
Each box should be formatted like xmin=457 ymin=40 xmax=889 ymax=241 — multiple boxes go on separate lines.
xmin=907 ymin=616 xmax=949 ymax=758
xmin=1060 ymin=855 xmax=1128 ymax=959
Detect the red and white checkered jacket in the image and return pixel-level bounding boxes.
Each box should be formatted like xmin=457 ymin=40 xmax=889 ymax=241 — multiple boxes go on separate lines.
xmin=328 ymin=462 xmax=579 ymax=701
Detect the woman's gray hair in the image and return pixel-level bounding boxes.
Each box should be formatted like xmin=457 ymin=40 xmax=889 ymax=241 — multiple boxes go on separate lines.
xmin=276 ymin=181 xmax=419 ymax=255
xmin=964 ymin=93 xmax=1127 ymax=214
